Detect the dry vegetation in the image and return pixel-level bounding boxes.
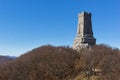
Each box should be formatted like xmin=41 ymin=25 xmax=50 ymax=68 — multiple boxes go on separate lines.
xmin=0 ymin=44 xmax=120 ymax=80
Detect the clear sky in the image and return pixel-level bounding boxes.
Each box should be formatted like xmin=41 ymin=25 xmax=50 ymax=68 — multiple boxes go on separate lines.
xmin=0 ymin=0 xmax=120 ymax=56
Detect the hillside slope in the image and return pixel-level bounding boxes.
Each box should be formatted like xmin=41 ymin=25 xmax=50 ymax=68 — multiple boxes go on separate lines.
xmin=0 ymin=46 xmax=79 ymax=80
xmin=0 ymin=45 xmax=120 ymax=80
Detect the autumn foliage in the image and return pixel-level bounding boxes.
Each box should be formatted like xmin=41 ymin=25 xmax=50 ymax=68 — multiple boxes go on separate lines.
xmin=0 ymin=45 xmax=120 ymax=80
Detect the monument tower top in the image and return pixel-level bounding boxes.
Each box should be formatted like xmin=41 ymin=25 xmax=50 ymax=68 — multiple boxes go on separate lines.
xmin=73 ymin=12 xmax=96 ymax=50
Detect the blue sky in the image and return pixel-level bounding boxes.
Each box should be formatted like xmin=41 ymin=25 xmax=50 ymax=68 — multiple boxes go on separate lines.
xmin=0 ymin=0 xmax=120 ymax=56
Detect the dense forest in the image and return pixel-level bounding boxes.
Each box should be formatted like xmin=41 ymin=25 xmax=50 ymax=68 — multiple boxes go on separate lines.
xmin=0 ymin=45 xmax=120 ymax=80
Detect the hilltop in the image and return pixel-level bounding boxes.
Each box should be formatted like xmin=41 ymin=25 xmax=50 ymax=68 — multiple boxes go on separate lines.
xmin=0 ymin=45 xmax=120 ymax=80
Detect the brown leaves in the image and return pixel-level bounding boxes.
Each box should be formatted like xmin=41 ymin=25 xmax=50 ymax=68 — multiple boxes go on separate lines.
xmin=0 ymin=45 xmax=79 ymax=80
xmin=0 ymin=45 xmax=120 ymax=80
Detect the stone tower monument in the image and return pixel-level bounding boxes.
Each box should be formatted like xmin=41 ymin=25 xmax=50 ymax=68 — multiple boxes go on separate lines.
xmin=73 ymin=12 xmax=96 ymax=50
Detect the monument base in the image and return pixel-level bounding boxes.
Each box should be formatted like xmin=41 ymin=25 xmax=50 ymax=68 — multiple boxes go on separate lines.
xmin=73 ymin=36 xmax=96 ymax=50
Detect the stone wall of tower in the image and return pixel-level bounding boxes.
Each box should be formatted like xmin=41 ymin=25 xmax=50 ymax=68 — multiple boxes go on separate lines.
xmin=84 ymin=12 xmax=93 ymax=36
xmin=73 ymin=12 xmax=96 ymax=50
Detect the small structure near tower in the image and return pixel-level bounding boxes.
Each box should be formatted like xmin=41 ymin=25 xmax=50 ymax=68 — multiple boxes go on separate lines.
xmin=73 ymin=12 xmax=96 ymax=50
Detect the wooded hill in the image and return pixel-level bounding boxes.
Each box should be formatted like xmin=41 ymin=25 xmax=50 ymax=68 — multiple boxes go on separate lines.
xmin=0 ymin=45 xmax=119 ymax=80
